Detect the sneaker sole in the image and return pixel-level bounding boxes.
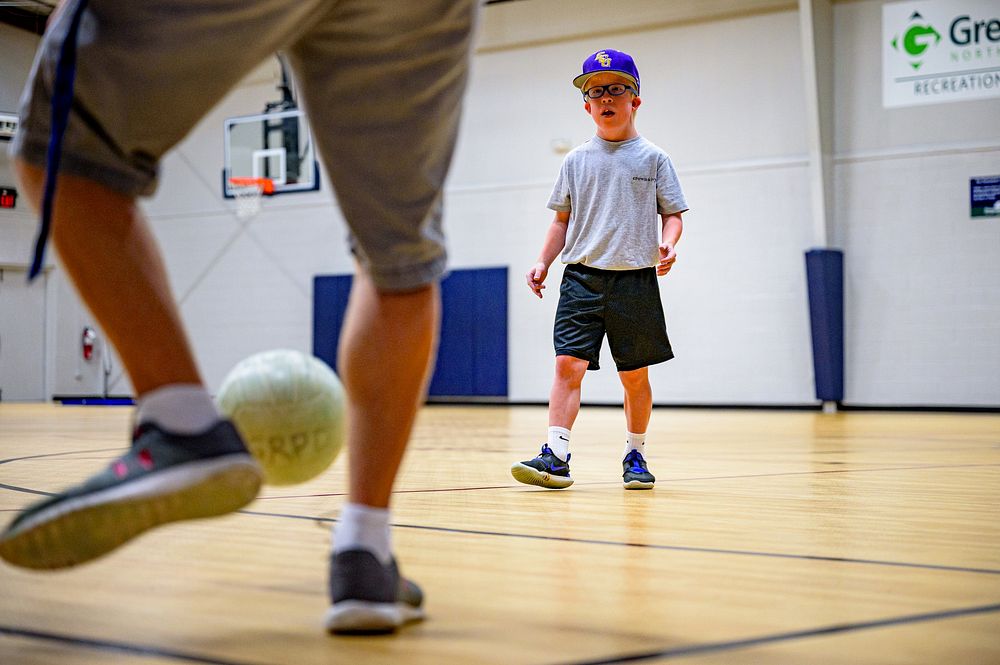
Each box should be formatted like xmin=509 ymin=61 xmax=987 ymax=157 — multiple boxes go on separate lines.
xmin=324 ymin=600 xmax=425 ymax=635
xmin=0 ymin=454 xmax=262 ymax=570
xmin=510 ymin=463 xmax=573 ymax=489
xmin=623 ymin=479 xmax=655 ymax=490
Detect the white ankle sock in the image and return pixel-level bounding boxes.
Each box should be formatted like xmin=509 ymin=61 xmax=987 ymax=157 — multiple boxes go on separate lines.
xmin=333 ymin=502 xmax=392 ymax=565
xmin=547 ymin=426 xmax=571 ymax=462
xmin=136 ymin=384 xmax=219 ymax=435
xmin=624 ymin=431 xmax=646 ymax=458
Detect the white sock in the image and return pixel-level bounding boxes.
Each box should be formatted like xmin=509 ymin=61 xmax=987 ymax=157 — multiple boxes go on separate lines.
xmin=333 ymin=502 xmax=392 ymax=565
xmin=136 ymin=384 xmax=220 ymax=434
xmin=624 ymin=431 xmax=646 ymax=458
xmin=547 ymin=426 xmax=571 ymax=462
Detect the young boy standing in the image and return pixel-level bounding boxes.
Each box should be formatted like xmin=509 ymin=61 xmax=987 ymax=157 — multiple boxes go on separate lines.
xmin=511 ymin=48 xmax=688 ymax=490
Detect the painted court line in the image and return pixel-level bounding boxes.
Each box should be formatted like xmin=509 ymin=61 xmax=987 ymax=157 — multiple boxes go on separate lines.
xmin=554 ymin=602 xmax=1000 ymax=664
xmin=2 ymin=450 xmax=997 ymax=501
xmin=239 ymin=461 xmax=1000 ymax=499
xmin=2 ymin=451 xmax=997 ymax=578
xmin=3 ymin=603 xmax=998 ymax=665
xmin=239 ymin=509 xmax=1000 ymax=577
xmin=0 ymin=625 xmax=258 ymax=665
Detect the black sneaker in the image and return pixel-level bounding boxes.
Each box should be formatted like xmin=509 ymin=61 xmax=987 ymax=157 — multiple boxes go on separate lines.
xmin=510 ymin=444 xmax=573 ymax=489
xmin=325 ymin=549 xmax=425 ymax=634
xmin=0 ymin=420 xmax=262 ymax=570
xmin=622 ymin=449 xmax=655 ymax=490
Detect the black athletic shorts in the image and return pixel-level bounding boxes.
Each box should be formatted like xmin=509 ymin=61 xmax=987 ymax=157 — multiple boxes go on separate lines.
xmin=553 ymin=263 xmax=674 ymax=372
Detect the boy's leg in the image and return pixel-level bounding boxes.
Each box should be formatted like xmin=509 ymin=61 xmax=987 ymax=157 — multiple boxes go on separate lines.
xmin=510 ymin=354 xmax=587 ymax=489
xmin=606 ymin=268 xmax=671 ymax=490
xmin=618 ymin=367 xmax=656 ymax=490
xmin=513 ymin=263 xmax=606 ymax=490
xmin=619 ymin=367 xmax=652 ymax=434
xmin=549 ymin=355 xmax=591 ymax=431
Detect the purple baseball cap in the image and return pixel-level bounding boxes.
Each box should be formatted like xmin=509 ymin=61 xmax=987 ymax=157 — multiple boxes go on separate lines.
xmin=572 ymin=49 xmax=640 ymax=93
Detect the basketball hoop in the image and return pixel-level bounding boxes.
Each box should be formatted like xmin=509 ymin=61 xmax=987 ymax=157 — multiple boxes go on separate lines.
xmin=228 ymin=177 xmax=274 ymax=220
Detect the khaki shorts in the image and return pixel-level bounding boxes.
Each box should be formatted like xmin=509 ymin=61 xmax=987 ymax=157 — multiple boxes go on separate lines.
xmin=11 ymin=0 xmax=477 ymax=290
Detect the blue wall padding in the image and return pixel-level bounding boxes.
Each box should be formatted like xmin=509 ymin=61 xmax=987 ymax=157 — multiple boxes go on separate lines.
xmin=805 ymin=249 xmax=844 ymax=401
xmin=311 ymin=273 xmax=353 ymax=377
xmin=313 ymin=267 xmax=508 ymax=397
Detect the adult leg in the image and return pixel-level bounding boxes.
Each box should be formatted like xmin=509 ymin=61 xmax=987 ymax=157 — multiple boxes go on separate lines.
xmin=0 ymin=164 xmax=262 ymax=571
xmin=0 ymin=0 xmax=330 ymax=567
xmin=14 ymin=163 xmax=201 ymax=394
xmin=337 ymin=273 xmax=439 ymax=509
xmin=289 ymin=0 xmax=478 ymax=634
xmin=324 ymin=274 xmax=437 ymax=630
xmin=8 ymin=0 xmax=325 ymax=397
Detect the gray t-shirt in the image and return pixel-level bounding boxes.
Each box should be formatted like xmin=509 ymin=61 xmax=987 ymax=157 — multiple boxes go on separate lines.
xmin=548 ymin=135 xmax=688 ymax=270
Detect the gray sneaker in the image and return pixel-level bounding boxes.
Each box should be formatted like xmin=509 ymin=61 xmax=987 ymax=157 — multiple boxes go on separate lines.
xmin=325 ymin=549 xmax=425 ymax=635
xmin=0 ymin=420 xmax=262 ymax=570
xmin=623 ymin=449 xmax=655 ymax=490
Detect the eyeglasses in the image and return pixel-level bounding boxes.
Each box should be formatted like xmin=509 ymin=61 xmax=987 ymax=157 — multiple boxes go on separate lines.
xmin=582 ymin=83 xmax=637 ymax=99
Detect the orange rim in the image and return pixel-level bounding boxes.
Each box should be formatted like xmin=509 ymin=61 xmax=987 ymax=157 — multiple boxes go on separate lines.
xmin=228 ymin=177 xmax=275 ymax=195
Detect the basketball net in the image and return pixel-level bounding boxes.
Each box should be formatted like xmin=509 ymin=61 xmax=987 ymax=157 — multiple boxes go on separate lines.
xmin=229 ymin=177 xmax=274 ymax=220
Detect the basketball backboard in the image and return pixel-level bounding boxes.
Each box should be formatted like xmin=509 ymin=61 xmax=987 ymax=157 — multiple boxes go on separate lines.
xmin=222 ymin=109 xmax=318 ymax=198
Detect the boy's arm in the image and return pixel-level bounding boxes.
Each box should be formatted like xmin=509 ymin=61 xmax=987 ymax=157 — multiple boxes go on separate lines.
xmin=527 ymin=211 xmax=570 ymax=298
xmin=658 ymin=212 xmax=683 ymax=277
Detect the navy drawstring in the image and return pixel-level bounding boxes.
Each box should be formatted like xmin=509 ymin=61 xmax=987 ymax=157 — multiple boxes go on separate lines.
xmin=28 ymin=0 xmax=90 ymax=281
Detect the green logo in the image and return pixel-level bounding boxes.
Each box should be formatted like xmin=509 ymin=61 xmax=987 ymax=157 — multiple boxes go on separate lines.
xmin=891 ymin=11 xmax=942 ymax=70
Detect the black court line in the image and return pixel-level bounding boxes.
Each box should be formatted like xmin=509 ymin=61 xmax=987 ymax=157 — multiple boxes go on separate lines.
xmin=254 ymin=461 xmax=1000 ymax=500
xmin=3 ymin=453 xmax=999 ymax=577
xmin=3 ymin=450 xmax=998 ymax=500
xmin=513 ymin=461 xmax=1000 ymax=490
xmin=0 ymin=449 xmax=120 ymax=497
xmin=552 ymin=602 xmax=1000 ymax=664
xmin=5 ymin=603 xmax=997 ymax=665
xmin=0 ymin=626 xmax=262 ymax=665
xmin=0 ymin=448 xmax=121 ymax=497
xmin=0 ymin=448 xmax=119 ymax=468
xmin=239 ymin=509 xmax=1000 ymax=577
xmin=0 ymin=482 xmax=50 ymax=497
xmin=257 ymin=484 xmax=515 ymax=500
xmin=659 ymin=461 xmax=1000 ymax=485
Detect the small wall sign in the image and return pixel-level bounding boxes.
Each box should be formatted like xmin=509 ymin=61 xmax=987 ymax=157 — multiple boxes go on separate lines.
xmin=971 ymin=176 xmax=1000 ymax=217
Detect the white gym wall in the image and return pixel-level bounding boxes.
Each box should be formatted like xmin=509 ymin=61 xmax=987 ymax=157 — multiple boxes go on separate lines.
xmin=0 ymin=0 xmax=997 ymax=407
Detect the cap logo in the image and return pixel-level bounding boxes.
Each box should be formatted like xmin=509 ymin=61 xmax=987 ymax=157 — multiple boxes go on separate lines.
xmin=595 ymin=51 xmax=612 ymax=67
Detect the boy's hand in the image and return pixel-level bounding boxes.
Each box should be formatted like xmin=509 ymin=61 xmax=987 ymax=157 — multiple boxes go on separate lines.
xmin=526 ymin=262 xmax=548 ymax=298
xmin=657 ymin=243 xmax=677 ymax=276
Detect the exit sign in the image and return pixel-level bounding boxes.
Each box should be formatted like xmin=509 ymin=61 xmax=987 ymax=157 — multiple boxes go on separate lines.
xmin=0 ymin=187 xmax=15 ymax=209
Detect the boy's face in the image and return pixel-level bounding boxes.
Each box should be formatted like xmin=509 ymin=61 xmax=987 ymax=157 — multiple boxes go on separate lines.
xmin=582 ymin=73 xmax=641 ymax=140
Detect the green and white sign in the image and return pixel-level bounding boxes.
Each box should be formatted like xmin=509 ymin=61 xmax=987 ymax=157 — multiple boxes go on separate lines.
xmin=883 ymin=0 xmax=1000 ymax=107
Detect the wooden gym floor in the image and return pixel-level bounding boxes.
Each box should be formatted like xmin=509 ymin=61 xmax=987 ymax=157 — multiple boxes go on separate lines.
xmin=0 ymin=402 xmax=998 ymax=664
